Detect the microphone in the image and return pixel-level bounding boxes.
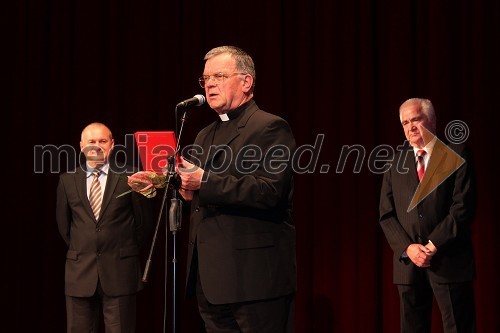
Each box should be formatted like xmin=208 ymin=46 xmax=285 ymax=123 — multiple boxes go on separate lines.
xmin=176 ymin=94 xmax=206 ymax=109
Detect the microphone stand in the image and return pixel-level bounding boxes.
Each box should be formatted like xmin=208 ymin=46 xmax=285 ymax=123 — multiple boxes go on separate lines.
xmin=141 ymin=106 xmax=188 ymax=333
xmin=168 ymin=175 xmax=182 ymax=333
xmin=141 ymin=159 xmax=180 ymax=333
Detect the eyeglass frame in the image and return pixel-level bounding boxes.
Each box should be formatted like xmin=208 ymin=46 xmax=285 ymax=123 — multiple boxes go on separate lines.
xmin=198 ymin=72 xmax=248 ymax=88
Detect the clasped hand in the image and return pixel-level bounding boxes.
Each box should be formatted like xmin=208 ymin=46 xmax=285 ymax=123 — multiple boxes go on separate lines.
xmin=406 ymin=243 xmax=438 ymax=267
xmin=127 ymin=156 xmax=204 ymax=201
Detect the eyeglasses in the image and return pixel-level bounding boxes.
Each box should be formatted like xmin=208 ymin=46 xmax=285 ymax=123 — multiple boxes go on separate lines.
xmin=198 ymin=72 xmax=247 ymax=88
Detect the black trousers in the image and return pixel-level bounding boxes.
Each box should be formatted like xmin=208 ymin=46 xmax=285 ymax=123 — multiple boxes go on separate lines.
xmin=196 ymin=272 xmax=295 ymax=333
xmin=397 ymin=273 xmax=475 ymax=333
xmin=66 ymin=281 xmax=137 ymax=333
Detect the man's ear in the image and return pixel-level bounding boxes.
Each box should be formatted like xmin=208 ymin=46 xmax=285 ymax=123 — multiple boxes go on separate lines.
xmin=241 ymin=74 xmax=254 ymax=93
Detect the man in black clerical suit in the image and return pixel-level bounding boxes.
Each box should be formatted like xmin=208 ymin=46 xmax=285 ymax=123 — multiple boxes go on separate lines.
xmin=127 ymin=46 xmax=296 ymax=332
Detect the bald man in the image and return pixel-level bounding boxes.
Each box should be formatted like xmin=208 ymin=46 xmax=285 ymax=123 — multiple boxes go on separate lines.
xmin=56 ymin=122 xmax=152 ymax=333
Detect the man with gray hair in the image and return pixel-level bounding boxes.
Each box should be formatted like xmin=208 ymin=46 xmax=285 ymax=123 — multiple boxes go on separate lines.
xmin=129 ymin=46 xmax=297 ymax=332
xmin=379 ymin=98 xmax=476 ymax=332
xmin=175 ymin=45 xmax=297 ymax=333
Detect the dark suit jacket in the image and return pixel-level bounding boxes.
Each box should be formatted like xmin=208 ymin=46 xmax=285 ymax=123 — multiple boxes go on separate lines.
xmin=379 ymin=140 xmax=476 ymax=284
xmin=184 ymin=100 xmax=297 ymax=304
xmin=56 ymin=164 xmax=152 ymax=297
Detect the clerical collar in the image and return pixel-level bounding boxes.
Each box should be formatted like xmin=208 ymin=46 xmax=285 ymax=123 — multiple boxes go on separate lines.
xmin=219 ymin=113 xmax=230 ymax=122
xmin=217 ymin=101 xmax=251 ymax=122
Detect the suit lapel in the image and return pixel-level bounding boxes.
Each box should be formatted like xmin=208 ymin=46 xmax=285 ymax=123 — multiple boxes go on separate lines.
xmin=202 ymin=101 xmax=259 ymax=169
xmin=76 ymin=166 xmax=123 ymax=223
xmin=401 ymin=145 xmax=419 ymax=187
xmin=197 ymin=122 xmax=218 ymax=169
xmin=203 ymin=125 xmax=240 ymax=168
xmin=98 ymin=170 xmax=121 ymax=222
xmin=75 ymin=167 xmax=96 ymax=220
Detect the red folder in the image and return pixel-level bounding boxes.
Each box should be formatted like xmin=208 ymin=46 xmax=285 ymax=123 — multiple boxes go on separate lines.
xmin=134 ymin=131 xmax=177 ymax=174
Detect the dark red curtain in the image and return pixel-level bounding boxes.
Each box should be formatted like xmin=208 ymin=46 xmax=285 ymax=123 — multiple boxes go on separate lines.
xmin=11 ymin=0 xmax=498 ymax=332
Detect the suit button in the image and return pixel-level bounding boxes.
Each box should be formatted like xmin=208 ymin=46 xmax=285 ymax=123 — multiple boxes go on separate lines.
xmin=195 ymin=207 xmax=200 ymax=212
xmin=419 ymin=214 xmax=423 ymax=219
xmin=96 ymin=228 xmax=101 ymax=232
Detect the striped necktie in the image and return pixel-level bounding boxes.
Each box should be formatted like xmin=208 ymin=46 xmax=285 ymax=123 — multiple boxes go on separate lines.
xmin=89 ymin=169 xmax=102 ymax=219
xmin=416 ymin=150 xmax=426 ymax=182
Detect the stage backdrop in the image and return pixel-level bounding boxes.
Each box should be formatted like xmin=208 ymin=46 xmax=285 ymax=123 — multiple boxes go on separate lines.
xmin=10 ymin=0 xmax=498 ymax=332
